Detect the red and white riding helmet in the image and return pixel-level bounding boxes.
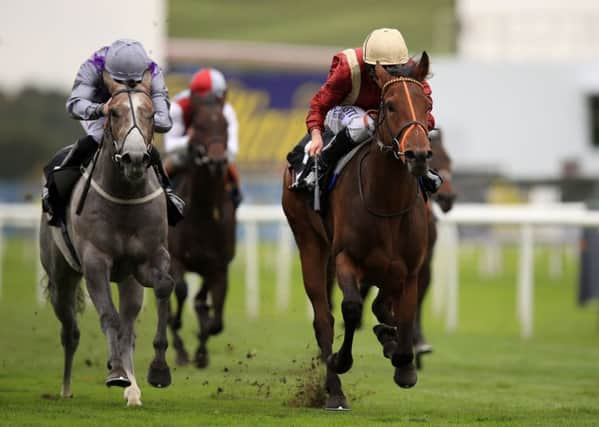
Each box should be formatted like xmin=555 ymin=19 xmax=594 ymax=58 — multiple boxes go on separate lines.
xmin=189 ymin=68 xmax=227 ymax=98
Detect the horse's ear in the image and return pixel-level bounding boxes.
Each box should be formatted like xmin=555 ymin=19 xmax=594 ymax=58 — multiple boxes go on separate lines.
xmin=140 ymin=69 xmax=152 ymax=91
xmin=102 ymin=71 xmax=121 ymax=95
xmin=414 ymin=51 xmax=430 ymax=82
xmin=374 ymin=62 xmax=391 ymax=88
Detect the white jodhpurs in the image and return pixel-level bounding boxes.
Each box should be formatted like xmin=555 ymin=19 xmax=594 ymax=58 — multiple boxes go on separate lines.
xmin=324 ymin=106 xmax=375 ymax=143
xmin=80 ymin=117 xmax=107 ymax=143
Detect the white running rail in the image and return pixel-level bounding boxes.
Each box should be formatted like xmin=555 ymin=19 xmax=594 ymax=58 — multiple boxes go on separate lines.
xmin=0 ymin=202 xmax=594 ymax=338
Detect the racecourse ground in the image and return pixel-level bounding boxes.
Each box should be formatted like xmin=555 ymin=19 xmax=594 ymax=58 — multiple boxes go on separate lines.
xmin=0 ymin=239 xmax=598 ymax=426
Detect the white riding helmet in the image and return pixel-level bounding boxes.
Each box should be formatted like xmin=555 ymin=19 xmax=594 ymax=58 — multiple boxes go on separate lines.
xmin=105 ymin=39 xmax=150 ymax=82
xmin=363 ymin=28 xmax=409 ymax=66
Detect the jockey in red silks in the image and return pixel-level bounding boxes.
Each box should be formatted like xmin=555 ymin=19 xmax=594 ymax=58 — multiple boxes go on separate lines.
xmin=300 ymin=27 xmax=442 ymax=192
xmin=164 ymin=68 xmax=242 ymax=207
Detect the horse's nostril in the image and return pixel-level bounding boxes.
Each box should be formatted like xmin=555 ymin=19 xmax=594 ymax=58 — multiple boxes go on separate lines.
xmin=405 ymin=151 xmax=416 ymax=160
xmin=427 ymin=151 xmax=433 ymax=160
xmin=121 ymin=153 xmax=132 ymax=164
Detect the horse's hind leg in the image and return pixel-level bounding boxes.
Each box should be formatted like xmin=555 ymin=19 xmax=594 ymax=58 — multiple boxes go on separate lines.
xmin=169 ymin=273 xmax=190 ymax=366
xmin=118 ymin=277 xmax=144 ymax=406
xmin=298 ymin=237 xmax=347 ymax=410
xmin=328 ymin=253 xmax=362 ymax=376
xmin=49 ymin=273 xmax=82 ymax=398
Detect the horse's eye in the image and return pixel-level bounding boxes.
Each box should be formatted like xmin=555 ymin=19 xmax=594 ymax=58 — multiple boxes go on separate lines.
xmin=386 ymin=102 xmax=396 ymax=113
xmin=110 ymin=108 xmax=119 ymax=118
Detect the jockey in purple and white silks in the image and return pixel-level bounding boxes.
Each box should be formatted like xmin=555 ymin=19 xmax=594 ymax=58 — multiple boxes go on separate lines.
xmin=42 ymin=39 xmax=184 ymax=226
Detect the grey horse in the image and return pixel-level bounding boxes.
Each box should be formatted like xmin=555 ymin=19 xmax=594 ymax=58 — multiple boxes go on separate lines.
xmin=39 ymin=71 xmax=174 ymax=406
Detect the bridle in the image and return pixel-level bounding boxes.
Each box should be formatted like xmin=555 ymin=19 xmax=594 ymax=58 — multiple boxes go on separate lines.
xmin=357 ymin=76 xmax=429 ymax=218
xmin=374 ymin=77 xmax=429 ymax=161
xmin=106 ymin=88 xmax=154 ymax=165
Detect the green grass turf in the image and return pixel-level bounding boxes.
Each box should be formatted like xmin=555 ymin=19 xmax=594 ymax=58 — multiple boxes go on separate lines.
xmin=1 ymin=238 xmax=598 ymax=426
xmin=168 ymin=0 xmax=456 ymax=54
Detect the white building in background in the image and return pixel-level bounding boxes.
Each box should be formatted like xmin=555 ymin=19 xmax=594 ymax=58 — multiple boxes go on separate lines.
xmin=457 ymin=0 xmax=599 ymax=62
xmin=431 ymin=0 xmax=599 ymax=179
xmin=0 ymin=0 xmax=166 ymax=93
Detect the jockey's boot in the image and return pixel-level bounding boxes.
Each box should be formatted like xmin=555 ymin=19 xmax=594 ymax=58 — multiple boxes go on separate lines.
xmin=227 ymin=163 xmax=243 ymax=209
xmin=420 ymin=169 xmax=443 ymax=194
xmin=148 ymin=146 xmax=185 ymax=226
xmin=42 ymin=135 xmax=98 ymax=226
xmin=317 ymin=127 xmax=355 ymax=186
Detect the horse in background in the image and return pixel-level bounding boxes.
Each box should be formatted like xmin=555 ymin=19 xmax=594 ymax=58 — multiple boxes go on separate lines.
xmin=283 ymin=56 xmax=433 ymax=410
xmin=40 ymin=71 xmax=174 ymax=406
xmin=167 ymin=93 xmax=236 ymax=368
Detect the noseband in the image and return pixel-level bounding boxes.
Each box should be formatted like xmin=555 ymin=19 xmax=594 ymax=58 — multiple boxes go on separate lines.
xmin=375 ymin=77 xmax=429 ymax=160
xmin=107 ymin=88 xmax=154 ymax=165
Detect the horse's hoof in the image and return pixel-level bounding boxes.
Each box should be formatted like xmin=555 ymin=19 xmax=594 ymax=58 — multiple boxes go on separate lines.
xmin=394 ymin=364 xmax=417 ymax=389
xmin=194 ymin=350 xmax=209 ymax=369
xmin=147 ymin=360 xmax=171 ymax=388
xmin=208 ymin=321 xmax=223 ymax=336
xmin=327 ymin=352 xmax=353 ymax=374
xmin=414 ymin=341 xmax=433 ymax=355
xmin=373 ymin=324 xmax=397 ymax=344
xmin=176 ymin=348 xmax=190 ymax=366
xmin=325 ymin=394 xmax=350 ymax=411
xmin=106 ymin=367 xmax=131 ymax=388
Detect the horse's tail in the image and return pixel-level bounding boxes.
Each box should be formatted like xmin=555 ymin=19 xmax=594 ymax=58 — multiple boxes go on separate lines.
xmin=42 ymin=275 xmax=85 ymax=314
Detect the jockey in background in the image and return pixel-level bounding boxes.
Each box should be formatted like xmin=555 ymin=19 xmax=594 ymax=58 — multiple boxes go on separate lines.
xmin=42 ymin=38 xmax=184 ymax=226
xmin=301 ymin=27 xmax=442 ymax=193
xmin=163 ymin=68 xmax=243 ymax=208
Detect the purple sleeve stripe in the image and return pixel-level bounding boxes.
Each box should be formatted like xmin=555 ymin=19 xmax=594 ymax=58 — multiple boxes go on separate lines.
xmin=89 ymin=47 xmax=108 ymax=71
xmin=148 ymin=62 xmax=159 ymax=77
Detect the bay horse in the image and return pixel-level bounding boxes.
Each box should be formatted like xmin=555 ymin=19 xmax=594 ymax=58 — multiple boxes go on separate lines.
xmin=358 ymin=128 xmax=457 ymax=369
xmin=340 ymin=128 xmax=456 ymax=366
xmin=168 ymin=93 xmax=236 ymax=368
xmin=282 ymin=55 xmax=433 ymax=410
xmin=39 ymin=71 xmax=174 ymax=406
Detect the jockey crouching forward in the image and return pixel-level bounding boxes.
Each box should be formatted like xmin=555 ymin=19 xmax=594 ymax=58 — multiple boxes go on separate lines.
xmin=296 ymin=27 xmax=442 ymax=193
xmin=163 ymin=68 xmax=243 ymax=208
xmin=42 ymin=39 xmax=185 ymax=226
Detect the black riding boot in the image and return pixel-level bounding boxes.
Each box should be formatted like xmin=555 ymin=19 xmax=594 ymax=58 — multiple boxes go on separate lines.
xmin=42 ymin=135 xmax=98 ymax=226
xmin=148 ymin=146 xmax=185 ymax=226
xmin=317 ymin=127 xmax=355 ymax=186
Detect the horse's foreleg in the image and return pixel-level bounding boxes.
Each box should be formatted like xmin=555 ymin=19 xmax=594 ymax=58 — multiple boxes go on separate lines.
xmin=329 ymin=253 xmax=362 ymax=376
xmin=118 ymin=277 xmax=144 ymax=406
xmin=137 ymin=247 xmax=174 ymax=388
xmin=168 ymin=262 xmax=190 ymax=366
xmin=193 ymin=279 xmax=211 ymax=368
xmin=390 ymin=274 xmax=419 ymax=389
xmin=82 ymin=249 xmax=129 ymax=387
xmin=208 ymin=271 xmax=228 ymax=336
